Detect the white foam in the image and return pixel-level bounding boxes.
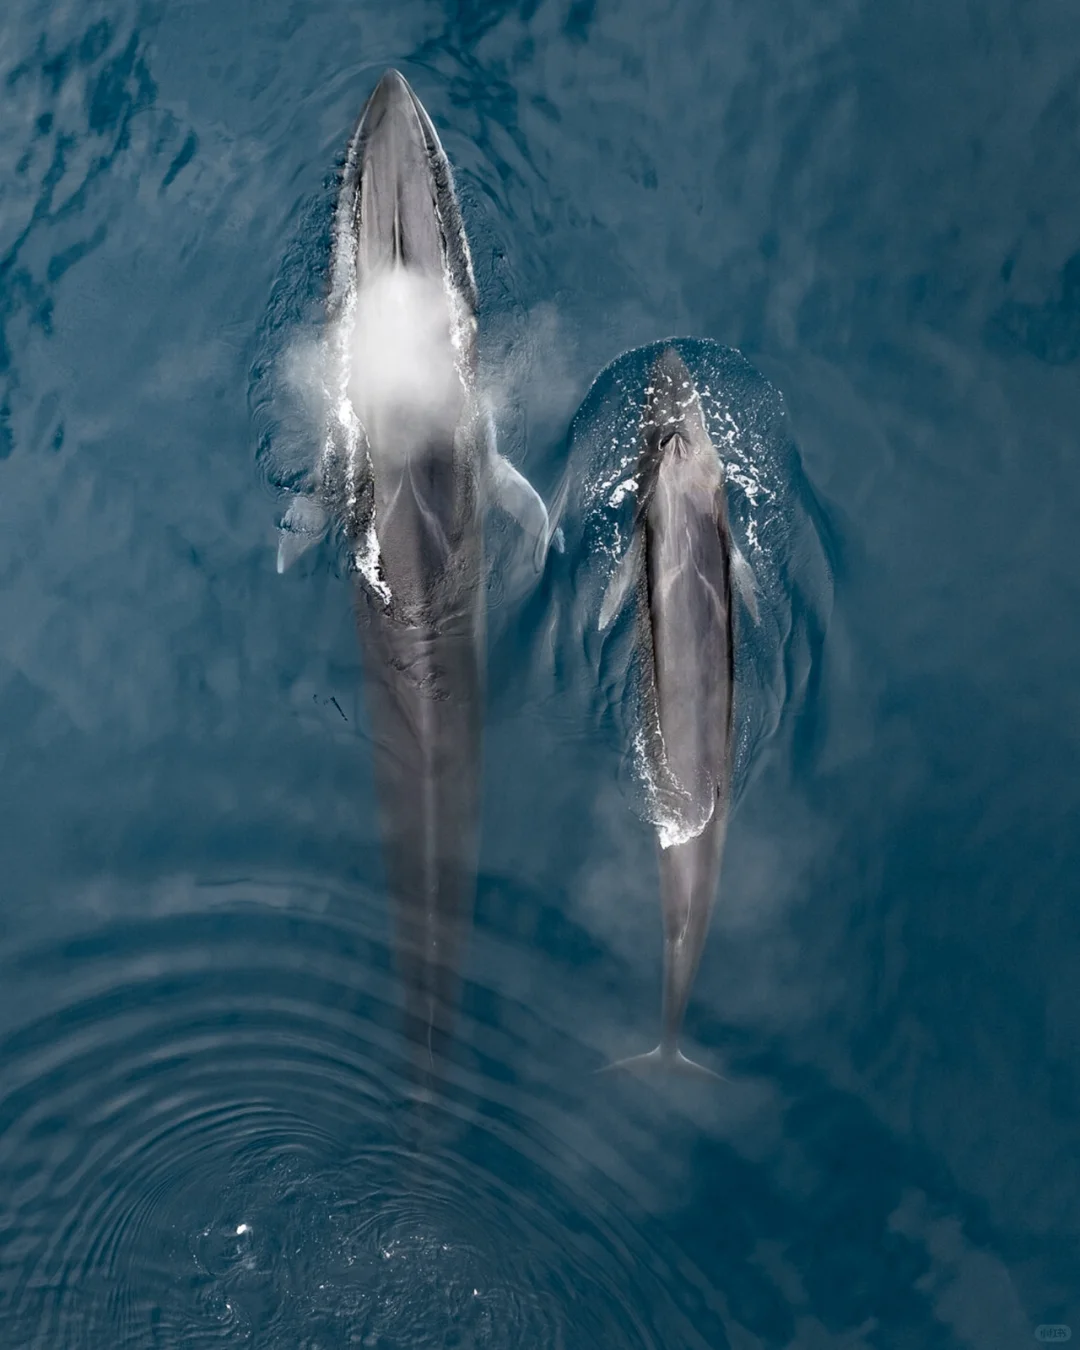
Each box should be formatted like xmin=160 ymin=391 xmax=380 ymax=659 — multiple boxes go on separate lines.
xmin=631 ymin=728 xmax=716 ymax=851
xmin=354 ymin=520 xmax=391 ymax=606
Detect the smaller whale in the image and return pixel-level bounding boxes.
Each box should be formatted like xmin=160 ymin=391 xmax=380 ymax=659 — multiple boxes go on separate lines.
xmin=598 ymin=346 xmax=758 ymax=1079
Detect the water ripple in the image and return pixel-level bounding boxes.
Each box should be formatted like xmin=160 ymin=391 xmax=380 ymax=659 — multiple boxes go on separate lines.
xmin=0 ymin=874 xmax=722 ymax=1348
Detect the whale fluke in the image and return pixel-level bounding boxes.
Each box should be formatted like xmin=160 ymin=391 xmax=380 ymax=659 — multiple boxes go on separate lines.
xmin=595 ymin=1044 xmax=728 ymax=1083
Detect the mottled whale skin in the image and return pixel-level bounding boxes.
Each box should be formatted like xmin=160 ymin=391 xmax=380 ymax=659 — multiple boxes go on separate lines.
xmin=277 ymin=70 xmax=558 ymax=1071
xmin=598 ymin=347 xmax=757 ymax=1079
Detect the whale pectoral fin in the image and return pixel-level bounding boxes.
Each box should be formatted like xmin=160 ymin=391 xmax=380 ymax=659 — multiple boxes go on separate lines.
xmin=489 ymin=451 xmax=559 ymax=571
xmin=276 ymin=495 xmax=330 ymax=574
xmin=544 ymin=467 xmax=572 ymax=558
xmin=729 ymin=541 xmax=760 ymax=624
xmin=598 ymin=532 xmax=641 ymax=631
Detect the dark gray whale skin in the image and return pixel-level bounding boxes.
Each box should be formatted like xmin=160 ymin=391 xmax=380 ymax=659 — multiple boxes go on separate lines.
xmin=344 ymin=71 xmax=482 ymax=1069
xmin=599 ymin=346 xmax=757 ymax=1079
xmin=278 ymin=70 xmax=556 ymax=1075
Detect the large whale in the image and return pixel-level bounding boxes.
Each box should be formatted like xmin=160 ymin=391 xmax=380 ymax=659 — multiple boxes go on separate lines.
xmin=598 ymin=347 xmax=757 ymax=1078
xmin=276 ymin=69 xmax=559 ymax=1069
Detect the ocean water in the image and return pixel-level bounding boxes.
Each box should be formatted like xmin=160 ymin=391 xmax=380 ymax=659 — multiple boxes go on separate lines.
xmin=1 ymin=0 xmax=1078 ymax=1346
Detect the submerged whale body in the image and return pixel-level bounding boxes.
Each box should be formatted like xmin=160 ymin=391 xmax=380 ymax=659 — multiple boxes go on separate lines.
xmin=276 ymin=69 xmax=559 ymax=1073
xmin=598 ymin=346 xmax=759 ymax=1080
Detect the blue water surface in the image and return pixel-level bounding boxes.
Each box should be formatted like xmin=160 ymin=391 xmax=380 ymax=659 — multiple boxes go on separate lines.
xmin=2 ymin=1 xmax=1079 ymax=1346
